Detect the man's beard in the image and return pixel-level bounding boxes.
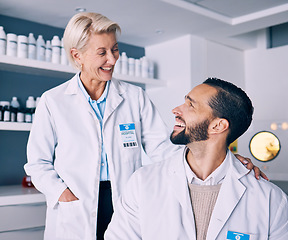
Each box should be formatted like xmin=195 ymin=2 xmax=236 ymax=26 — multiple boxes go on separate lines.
xmin=170 ymin=119 xmax=210 ymax=145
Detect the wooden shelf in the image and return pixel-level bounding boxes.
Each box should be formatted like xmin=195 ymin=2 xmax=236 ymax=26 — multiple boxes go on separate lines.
xmin=0 ymin=122 xmax=31 ymax=131
xmin=0 ymin=55 xmax=166 ymax=87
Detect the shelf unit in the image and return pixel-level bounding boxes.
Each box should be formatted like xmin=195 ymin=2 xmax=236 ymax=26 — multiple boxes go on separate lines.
xmin=0 ymin=55 xmax=167 ymax=87
xmin=0 ymin=122 xmax=31 ymax=131
xmin=0 ymin=55 xmax=166 ymax=131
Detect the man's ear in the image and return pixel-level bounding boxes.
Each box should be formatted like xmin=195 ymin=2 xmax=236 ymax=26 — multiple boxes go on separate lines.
xmin=209 ymin=118 xmax=229 ymax=134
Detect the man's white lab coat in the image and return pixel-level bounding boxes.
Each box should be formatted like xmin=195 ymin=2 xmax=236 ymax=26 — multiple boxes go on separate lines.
xmin=105 ymin=150 xmax=288 ymax=240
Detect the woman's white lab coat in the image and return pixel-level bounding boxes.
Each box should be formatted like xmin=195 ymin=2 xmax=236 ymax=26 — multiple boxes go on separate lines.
xmin=24 ymin=74 xmax=181 ymax=240
xmin=105 ymin=150 xmax=288 ymax=240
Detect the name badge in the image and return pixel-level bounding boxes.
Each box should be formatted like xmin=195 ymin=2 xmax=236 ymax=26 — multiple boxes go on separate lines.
xmin=119 ymin=123 xmax=138 ymax=148
xmin=227 ymin=231 xmax=250 ymax=240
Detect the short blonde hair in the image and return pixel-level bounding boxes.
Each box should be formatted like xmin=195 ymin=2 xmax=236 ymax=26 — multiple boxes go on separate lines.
xmin=63 ymin=12 xmax=121 ymax=69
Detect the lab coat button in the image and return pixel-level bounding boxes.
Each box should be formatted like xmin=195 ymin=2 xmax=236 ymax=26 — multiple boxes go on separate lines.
xmin=92 ymin=212 xmax=97 ymax=218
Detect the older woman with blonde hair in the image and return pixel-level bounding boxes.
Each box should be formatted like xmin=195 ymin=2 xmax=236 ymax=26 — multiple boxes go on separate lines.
xmin=25 ymin=12 xmax=264 ymax=240
xmin=24 ymin=12 xmax=181 ymax=240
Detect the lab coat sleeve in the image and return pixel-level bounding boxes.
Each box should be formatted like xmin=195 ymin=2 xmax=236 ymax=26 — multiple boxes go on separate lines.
xmin=269 ymin=191 xmax=288 ymax=240
xmin=105 ymin=172 xmax=141 ymax=240
xmin=24 ymin=93 xmax=67 ymax=209
xmin=138 ymin=88 xmax=181 ymax=161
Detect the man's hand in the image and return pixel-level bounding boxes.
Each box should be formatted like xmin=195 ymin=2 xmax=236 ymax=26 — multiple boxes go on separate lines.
xmin=234 ymin=154 xmax=269 ymax=181
xmin=58 ymin=188 xmax=79 ymax=202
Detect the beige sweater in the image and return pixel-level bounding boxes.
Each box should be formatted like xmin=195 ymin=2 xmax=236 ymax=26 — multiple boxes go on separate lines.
xmin=188 ymin=183 xmax=222 ymax=240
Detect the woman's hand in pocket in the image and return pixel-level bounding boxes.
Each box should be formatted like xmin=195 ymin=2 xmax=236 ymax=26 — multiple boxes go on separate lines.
xmin=58 ymin=188 xmax=79 ymax=202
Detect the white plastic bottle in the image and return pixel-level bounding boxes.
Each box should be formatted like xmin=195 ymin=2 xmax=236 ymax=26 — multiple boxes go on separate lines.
xmin=121 ymin=52 xmax=128 ymax=75
xmin=36 ymin=35 xmax=45 ymax=61
xmin=28 ymin=33 xmax=36 ymax=60
xmin=25 ymin=96 xmax=36 ymax=123
xmin=10 ymin=96 xmax=20 ymax=122
xmin=60 ymin=38 xmax=68 ymax=65
xmin=51 ymin=35 xmax=61 ymax=64
xmin=0 ymin=26 xmax=6 ymax=55
xmin=135 ymin=59 xmax=141 ymax=77
xmin=17 ymin=109 xmax=25 ymax=123
xmin=6 ymin=33 xmax=17 ymax=57
xmin=148 ymin=60 xmax=155 ymax=79
xmin=17 ymin=35 xmax=28 ymax=58
xmin=128 ymin=57 xmax=135 ymax=76
xmin=45 ymin=40 xmax=52 ymax=62
xmin=2 ymin=101 xmax=10 ymax=122
xmin=141 ymin=56 xmax=149 ymax=78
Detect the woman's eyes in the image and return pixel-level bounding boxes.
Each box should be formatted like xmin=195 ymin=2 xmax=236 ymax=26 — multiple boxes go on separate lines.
xmin=98 ymin=48 xmax=118 ymax=56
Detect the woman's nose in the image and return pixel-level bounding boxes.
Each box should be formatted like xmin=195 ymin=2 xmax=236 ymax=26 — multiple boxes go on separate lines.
xmin=107 ymin=52 xmax=117 ymax=65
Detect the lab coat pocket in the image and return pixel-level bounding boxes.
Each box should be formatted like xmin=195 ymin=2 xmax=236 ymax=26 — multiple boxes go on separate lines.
xmin=56 ymin=200 xmax=85 ymax=239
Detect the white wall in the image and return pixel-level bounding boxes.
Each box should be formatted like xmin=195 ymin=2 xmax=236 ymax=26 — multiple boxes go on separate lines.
xmin=206 ymin=38 xmax=288 ymax=180
xmin=238 ymin=44 xmax=288 ymax=180
xmin=142 ymin=35 xmax=207 ymax=164
xmin=145 ymin=35 xmax=199 ymax=129
xmin=206 ymin=41 xmax=245 ymax=89
xmin=145 ymin=36 xmax=246 ymax=129
xmin=145 ymin=33 xmax=288 ymax=180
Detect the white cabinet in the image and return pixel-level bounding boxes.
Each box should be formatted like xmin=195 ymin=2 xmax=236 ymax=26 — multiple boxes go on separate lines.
xmin=0 ymin=185 xmax=46 ymax=240
xmin=0 ymin=227 xmax=45 ymax=240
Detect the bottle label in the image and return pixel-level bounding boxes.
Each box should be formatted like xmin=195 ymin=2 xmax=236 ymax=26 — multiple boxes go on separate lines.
xmin=3 ymin=110 xmax=10 ymax=122
xmin=17 ymin=112 xmax=24 ymax=122
xmin=7 ymin=41 xmax=17 ymax=56
xmin=10 ymin=112 xmax=17 ymax=122
xmin=25 ymin=113 xmax=32 ymax=123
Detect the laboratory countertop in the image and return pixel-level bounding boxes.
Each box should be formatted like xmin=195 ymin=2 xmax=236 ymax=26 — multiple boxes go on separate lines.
xmin=0 ymin=185 xmax=46 ymax=206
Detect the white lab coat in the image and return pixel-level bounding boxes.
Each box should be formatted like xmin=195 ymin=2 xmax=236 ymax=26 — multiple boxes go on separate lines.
xmin=24 ymin=74 xmax=181 ymax=240
xmin=105 ymin=150 xmax=288 ymax=240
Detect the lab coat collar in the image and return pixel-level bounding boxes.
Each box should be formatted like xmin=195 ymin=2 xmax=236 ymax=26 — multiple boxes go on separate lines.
xmin=167 ymin=149 xmax=197 ymax=239
xmin=102 ymin=78 xmax=125 ymax=123
xmin=167 ymin=148 xmax=250 ymax=240
xmin=63 ymin=74 xmax=125 ymax=122
xmin=206 ymin=150 xmax=250 ymax=239
xmin=184 ymin=149 xmax=230 ymax=186
xmin=63 ymin=73 xmax=96 ymax=118
xmin=64 ymin=73 xmax=79 ymax=95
